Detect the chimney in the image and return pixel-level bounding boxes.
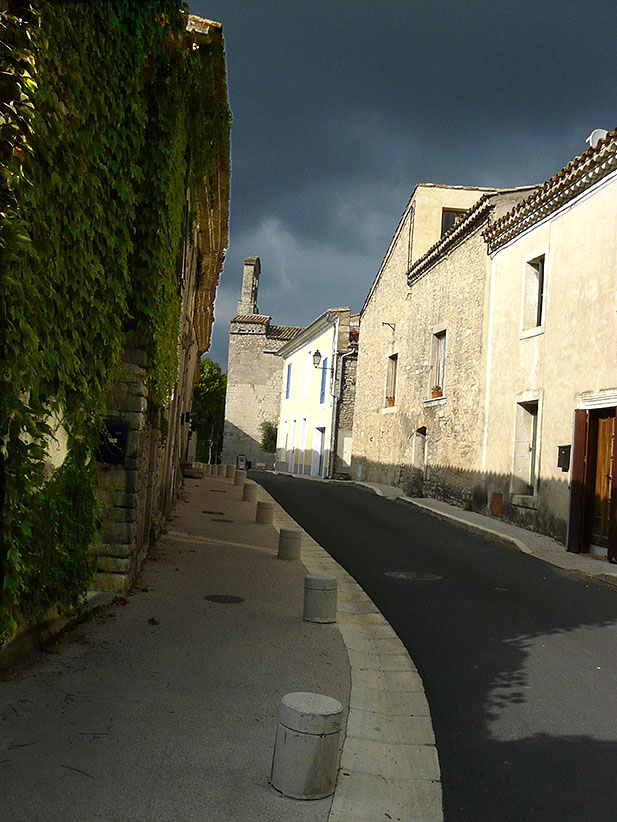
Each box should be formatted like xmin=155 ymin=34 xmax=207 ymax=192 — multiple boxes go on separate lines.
xmin=237 ymin=256 xmax=260 ymax=315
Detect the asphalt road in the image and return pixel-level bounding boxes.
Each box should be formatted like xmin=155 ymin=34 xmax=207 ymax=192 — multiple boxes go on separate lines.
xmin=252 ymin=472 xmax=617 ymax=822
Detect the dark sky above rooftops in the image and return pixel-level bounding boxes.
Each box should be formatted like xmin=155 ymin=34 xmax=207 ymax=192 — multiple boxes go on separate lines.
xmin=189 ymin=0 xmax=617 ymax=368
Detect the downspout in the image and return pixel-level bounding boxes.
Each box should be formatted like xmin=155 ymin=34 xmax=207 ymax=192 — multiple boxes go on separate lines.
xmin=327 ymin=330 xmax=355 ymax=479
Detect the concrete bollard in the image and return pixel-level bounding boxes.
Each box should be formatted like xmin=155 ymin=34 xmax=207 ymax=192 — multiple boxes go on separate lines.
xmin=277 ymin=528 xmax=302 ymax=560
xmin=234 ymin=469 xmax=247 ymax=486
xmin=271 ymin=692 xmax=343 ymax=799
xmin=204 ymin=464 xmax=212 ymax=476
xmin=225 ymin=464 xmax=236 ymax=481
xmin=255 ymin=501 xmax=274 ymax=524
xmin=217 ymin=464 xmax=226 ymax=477
xmin=303 ymin=574 xmax=337 ymax=623
xmin=243 ymin=483 xmax=258 ymax=503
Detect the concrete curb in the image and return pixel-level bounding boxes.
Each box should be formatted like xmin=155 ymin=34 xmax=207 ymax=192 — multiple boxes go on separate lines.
xmin=254 ymin=483 xmax=444 ymax=822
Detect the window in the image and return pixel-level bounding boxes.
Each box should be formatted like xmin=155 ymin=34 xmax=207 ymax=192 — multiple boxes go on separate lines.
xmin=522 ymin=255 xmax=545 ymax=331
xmin=319 ymin=357 xmax=328 ymax=404
xmin=385 ymin=353 xmax=398 ymax=407
xmin=441 ymin=208 xmax=466 ymax=237
xmin=512 ymin=400 xmax=539 ymax=495
xmin=431 ymin=331 xmax=446 ymax=397
xmin=285 ymin=362 xmax=292 ymax=399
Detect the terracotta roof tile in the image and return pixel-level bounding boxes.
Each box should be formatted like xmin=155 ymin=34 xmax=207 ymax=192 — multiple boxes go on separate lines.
xmin=231 ymin=314 xmax=270 ymax=324
xmin=268 ymin=325 xmax=302 ymax=341
xmin=483 ymin=127 xmax=617 ymax=252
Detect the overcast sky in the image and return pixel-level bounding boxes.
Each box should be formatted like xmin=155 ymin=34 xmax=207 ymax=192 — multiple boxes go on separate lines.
xmin=189 ymin=0 xmax=617 ymax=368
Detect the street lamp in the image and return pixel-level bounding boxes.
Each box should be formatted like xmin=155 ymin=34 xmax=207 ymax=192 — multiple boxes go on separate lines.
xmin=312 ymin=349 xmax=322 ymax=368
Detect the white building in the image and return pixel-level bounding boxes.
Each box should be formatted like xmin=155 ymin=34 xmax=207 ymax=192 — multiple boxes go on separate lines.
xmin=275 ymin=307 xmax=357 ymax=478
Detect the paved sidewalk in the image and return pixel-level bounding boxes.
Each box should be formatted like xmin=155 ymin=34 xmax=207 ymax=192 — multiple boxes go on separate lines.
xmin=0 ymin=472 xmax=441 ymax=822
xmin=356 ymin=480 xmax=617 ymax=588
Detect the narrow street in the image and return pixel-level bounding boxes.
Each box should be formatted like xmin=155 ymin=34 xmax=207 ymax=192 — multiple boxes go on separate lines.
xmin=253 ymin=472 xmax=617 ymax=822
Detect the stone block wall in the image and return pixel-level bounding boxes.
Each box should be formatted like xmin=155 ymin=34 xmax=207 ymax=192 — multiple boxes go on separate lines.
xmin=222 ymin=322 xmax=289 ymax=467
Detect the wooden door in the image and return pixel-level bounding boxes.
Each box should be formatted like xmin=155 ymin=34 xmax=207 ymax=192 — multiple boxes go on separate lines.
xmin=591 ymin=413 xmax=615 ymax=546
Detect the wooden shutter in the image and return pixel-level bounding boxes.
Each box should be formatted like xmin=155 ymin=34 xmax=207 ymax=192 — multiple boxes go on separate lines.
xmin=608 ymin=413 xmax=617 ymax=563
xmin=567 ymin=409 xmax=588 ymax=553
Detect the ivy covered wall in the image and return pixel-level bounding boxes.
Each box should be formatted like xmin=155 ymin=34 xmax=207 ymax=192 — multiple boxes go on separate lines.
xmin=0 ymin=2 xmax=230 ymax=643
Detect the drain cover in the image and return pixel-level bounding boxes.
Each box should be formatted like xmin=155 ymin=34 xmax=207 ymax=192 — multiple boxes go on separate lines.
xmin=202 ymin=510 xmax=224 ymax=515
xmin=384 ymin=571 xmax=443 ymax=581
xmin=205 ymin=594 xmax=245 ymax=604
xmin=212 ymin=518 xmax=233 ymax=523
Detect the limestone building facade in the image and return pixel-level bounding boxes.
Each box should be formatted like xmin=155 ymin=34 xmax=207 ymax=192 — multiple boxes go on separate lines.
xmin=352 ymin=129 xmax=617 ymax=554
xmin=482 ymin=129 xmax=617 ymax=555
xmin=222 ymin=257 xmax=301 ymax=467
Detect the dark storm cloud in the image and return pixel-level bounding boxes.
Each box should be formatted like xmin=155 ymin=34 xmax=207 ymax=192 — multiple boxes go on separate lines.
xmin=189 ymin=0 xmax=617 ymax=365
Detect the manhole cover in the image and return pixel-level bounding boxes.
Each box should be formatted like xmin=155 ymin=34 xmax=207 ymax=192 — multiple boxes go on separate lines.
xmin=202 ymin=510 xmax=224 ymax=515
xmin=205 ymin=594 xmax=245 ymax=604
xmin=212 ymin=518 xmax=233 ymax=523
xmin=384 ymin=571 xmax=443 ymax=581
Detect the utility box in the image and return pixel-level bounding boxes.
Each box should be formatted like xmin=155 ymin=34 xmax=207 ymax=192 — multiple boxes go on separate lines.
xmin=236 ymin=454 xmax=247 ymax=470
xmin=96 ymin=419 xmax=130 ymax=465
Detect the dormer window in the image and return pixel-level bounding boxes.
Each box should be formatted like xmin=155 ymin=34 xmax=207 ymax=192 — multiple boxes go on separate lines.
xmin=441 ymin=208 xmax=467 ymax=237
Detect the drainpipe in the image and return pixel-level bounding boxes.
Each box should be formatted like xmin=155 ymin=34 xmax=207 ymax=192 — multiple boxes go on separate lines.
xmin=327 ymin=341 xmax=355 ymax=480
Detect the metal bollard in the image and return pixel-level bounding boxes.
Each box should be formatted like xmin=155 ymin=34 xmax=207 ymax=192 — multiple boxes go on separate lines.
xmin=303 ymin=574 xmax=337 ymax=623
xmin=271 ymin=692 xmax=343 ymax=799
xmin=255 ymin=501 xmax=274 ymax=524
xmin=234 ymin=469 xmax=247 ymax=486
xmin=277 ymin=528 xmax=302 ymax=560
xmin=225 ymin=464 xmax=236 ymax=481
xmin=243 ymin=484 xmax=258 ymax=503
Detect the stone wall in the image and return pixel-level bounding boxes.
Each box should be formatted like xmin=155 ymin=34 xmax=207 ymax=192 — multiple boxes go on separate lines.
xmin=352 ymin=217 xmax=492 ymax=509
xmin=222 ymin=322 xmax=288 ymax=467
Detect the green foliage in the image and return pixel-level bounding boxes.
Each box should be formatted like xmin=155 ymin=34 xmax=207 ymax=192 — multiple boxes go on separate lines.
xmin=0 ymin=1 xmax=230 ymax=643
xmin=260 ymin=421 xmax=278 ymax=454
xmin=192 ymin=358 xmax=226 ymax=463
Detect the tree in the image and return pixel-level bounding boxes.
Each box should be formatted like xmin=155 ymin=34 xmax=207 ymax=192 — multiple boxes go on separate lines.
xmin=260 ymin=420 xmax=277 ymax=454
xmin=192 ymin=358 xmax=226 ymax=463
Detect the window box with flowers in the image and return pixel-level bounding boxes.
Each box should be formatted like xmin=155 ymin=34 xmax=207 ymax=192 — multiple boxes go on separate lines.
xmin=386 ymin=396 xmax=396 ymax=407
xmin=431 ymin=385 xmax=443 ymax=399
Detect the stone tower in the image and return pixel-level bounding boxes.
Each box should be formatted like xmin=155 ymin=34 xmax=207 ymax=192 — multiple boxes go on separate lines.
xmin=222 ymin=257 xmax=301 ymax=467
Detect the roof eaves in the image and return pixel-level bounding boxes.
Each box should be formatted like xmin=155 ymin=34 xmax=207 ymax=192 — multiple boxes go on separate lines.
xmin=407 ymin=195 xmax=493 ymax=283
xmin=483 ymin=128 xmax=617 ymax=253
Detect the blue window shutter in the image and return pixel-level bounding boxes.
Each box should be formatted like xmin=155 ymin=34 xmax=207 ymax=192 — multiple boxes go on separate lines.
xmin=320 ymin=358 xmax=328 ymax=403
xmin=286 ymin=363 xmax=292 ymax=399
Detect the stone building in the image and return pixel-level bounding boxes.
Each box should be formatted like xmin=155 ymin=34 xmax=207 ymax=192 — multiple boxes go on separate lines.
xmin=352 ymin=184 xmax=510 ymax=490
xmin=93 ymin=15 xmax=230 ymax=592
xmin=275 ymin=308 xmax=358 ymax=478
xmin=222 ymin=257 xmax=302 ymax=467
xmin=353 ymin=128 xmax=617 ymax=555
xmin=482 ymin=128 xmax=617 ymax=555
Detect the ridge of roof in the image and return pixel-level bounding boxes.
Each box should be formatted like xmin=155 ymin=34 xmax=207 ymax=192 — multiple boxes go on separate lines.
xmin=408 ymin=186 xmax=539 ymax=282
xmin=483 ymin=128 xmax=617 ymax=252
xmin=231 ymin=314 xmax=270 ymax=324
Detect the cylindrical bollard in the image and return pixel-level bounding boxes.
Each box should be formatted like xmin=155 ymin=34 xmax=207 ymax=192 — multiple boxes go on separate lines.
xmin=204 ymin=464 xmax=212 ymax=476
xmin=278 ymin=528 xmax=302 ymax=560
xmin=225 ymin=464 xmax=236 ymax=481
xmin=255 ymin=501 xmax=274 ymax=524
xmin=243 ymin=483 xmax=258 ymax=503
xmin=271 ymin=692 xmax=343 ymax=799
xmin=217 ymin=463 xmax=226 ymax=477
xmin=234 ymin=469 xmax=247 ymax=486
xmin=303 ymin=574 xmax=337 ymax=623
